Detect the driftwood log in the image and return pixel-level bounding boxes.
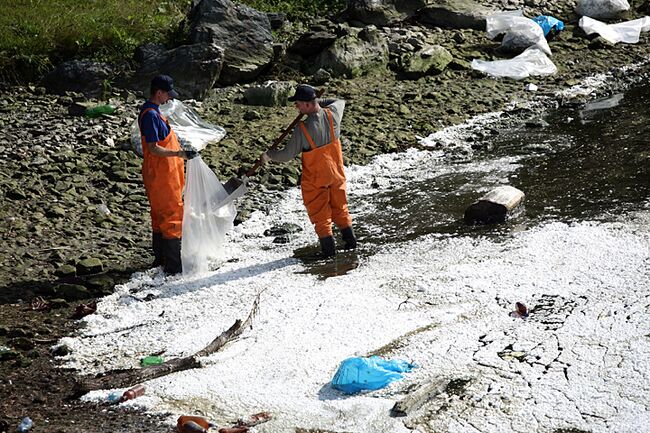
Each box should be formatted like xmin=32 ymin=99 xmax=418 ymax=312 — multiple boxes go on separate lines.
xmin=73 ymin=293 xmax=261 ymax=396
xmin=464 ymin=185 xmax=525 ymax=225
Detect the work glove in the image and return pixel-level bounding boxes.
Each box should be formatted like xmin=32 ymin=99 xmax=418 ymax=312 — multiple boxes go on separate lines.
xmin=260 ymin=152 xmax=270 ymax=164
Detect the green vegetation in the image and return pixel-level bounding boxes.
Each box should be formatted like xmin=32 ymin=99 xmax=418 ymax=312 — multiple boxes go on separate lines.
xmin=0 ymin=0 xmax=191 ymax=82
xmin=239 ymin=0 xmax=346 ymax=19
xmin=0 ymin=0 xmax=346 ymax=83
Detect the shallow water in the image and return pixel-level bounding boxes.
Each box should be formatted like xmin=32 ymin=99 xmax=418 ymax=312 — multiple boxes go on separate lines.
xmin=353 ymin=81 xmax=650 ymax=249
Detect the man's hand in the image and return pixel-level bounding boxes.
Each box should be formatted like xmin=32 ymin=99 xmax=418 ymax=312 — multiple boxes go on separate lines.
xmin=260 ymin=152 xmax=270 ymax=164
xmin=182 ymin=149 xmax=199 ymax=160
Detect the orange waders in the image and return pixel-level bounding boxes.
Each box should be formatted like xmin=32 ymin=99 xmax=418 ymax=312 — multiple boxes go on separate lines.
xmin=139 ymin=109 xmax=185 ymax=240
xmin=299 ymin=108 xmax=353 ymax=239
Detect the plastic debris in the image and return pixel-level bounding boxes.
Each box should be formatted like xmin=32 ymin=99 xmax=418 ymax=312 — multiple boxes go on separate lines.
xmin=120 ymin=384 xmax=145 ymax=402
xmin=331 ymin=356 xmax=416 ymax=394
xmin=181 ymin=158 xmax=238 ymax=275
xmin=579 ymin=16 xmax=650 ymax=44
xmin=471 ymin=47 xmax=557 ymax=80
xmin=107 ymin=391 xmax=122 ymax=404
xmin=177 ymin=416 xmax=215 ymax=433
xmin=85 ymin=104 xmax=116 ymax=118
xmin=236 ymin=412 xmax=272 ymax=427
xmin=130 ymin=100 xmax=226 ymax=157
xmin=30 ymin=296 xmax=50 ymax=311
xmin=532 ymin=15 xmax=565 ymax=37
xmin=486 ymin=10 xmax=551 ymax=56
xmin=576 ymin=0 xmax=630 ymax=19
xmin=510 ymin=302 xmax=530 ymax=318
xmin=140 ymin=355 xmax=164 ymax=366
xmin=525 ymin=83 xmax=539 ymax=91
xmin=71 ymin=301 xmax=97 ymax=319
xmin=17 ymin=417 xmax=33 ymax=433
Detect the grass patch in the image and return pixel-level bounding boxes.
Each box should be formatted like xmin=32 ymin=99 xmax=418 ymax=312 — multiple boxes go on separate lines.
xmin=239 ymin=0 xmax=346 ymax=20
xmin=0 ymin=0 xmax=346 ymax=83
xmin=0 ymin=0 xmax=190 ymax=82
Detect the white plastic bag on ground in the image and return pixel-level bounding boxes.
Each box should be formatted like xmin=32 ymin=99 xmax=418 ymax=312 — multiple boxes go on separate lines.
xmin=576 ymin=0 xmax=630 ymax=19
xmin=130 ymin=100 xmax=226 ymax=156
xmin=181 ymin=157 xmax=237 ymax=275
xmin=579 ymin=16 xmax=650 ymax=44
xmin=471 ymin=47 xmax=557 ymax=80
xmin=485 ymin=11 xmax=552 ymax=56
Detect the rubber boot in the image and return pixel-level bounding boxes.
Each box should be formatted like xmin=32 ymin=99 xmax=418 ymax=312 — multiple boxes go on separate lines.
xmin=319 ymin=236 xmax=336 ymax=258
xmin=152 ymin=232 xmax=165 ymax=267
xmin=162 ymin=237 xmax=182 ymax=275
xmin=340 ymin=226 xmax=357 ymax=250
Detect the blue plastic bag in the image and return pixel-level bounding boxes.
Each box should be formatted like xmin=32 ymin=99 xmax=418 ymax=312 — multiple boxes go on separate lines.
xmin=331 ymin=356 xmax=416 ymax=394
xmin=532 ymin=16 xmax=565 ymax=37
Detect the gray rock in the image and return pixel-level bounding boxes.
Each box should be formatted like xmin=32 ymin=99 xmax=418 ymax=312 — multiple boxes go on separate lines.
xmin=345 ymin=0 xmax=428 ymax=26
xmin=189 ymin=0 xmax=274 ymax=85
xmin=309 ymin=26 xmax=389 ymax=78
xmin=56 ymin=283 xmax=91 ymax=301
xmin=41 ymin=60 xmax=113 ymax=98
xmin=576 ymin=0 xmax=629 ymax=19
xmin=132 ymin=42 xmax=225 ymax=100
xmin=289 ymin=31 xmax=338 ymax=57
xmin=8 ymin=337 xmax=35 ymax=351
xmin=76 ymin=257 xmax=103 ymax=275
xmin=417 ymin=0 xmax=493 ymax=30
xmin=397 ymin=44 xmax=453 ymax=78
xmin=243 ymin=81 xmax=295 ymax=106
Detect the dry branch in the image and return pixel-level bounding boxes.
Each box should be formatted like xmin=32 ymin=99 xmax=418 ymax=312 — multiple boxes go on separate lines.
xmin=73 ymin=292 xmax=262 ymax=396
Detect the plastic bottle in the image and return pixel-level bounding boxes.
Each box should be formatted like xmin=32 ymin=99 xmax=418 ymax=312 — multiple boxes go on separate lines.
xmin=85 ymin=104 xmax=116 ymax=118
xmin=119 ymin=384 xmax=146 ymax=402
xmin=17 ymin=417 xmax=33 ymax=433
xmin=177 ymin=415 xmax=214 ymax=433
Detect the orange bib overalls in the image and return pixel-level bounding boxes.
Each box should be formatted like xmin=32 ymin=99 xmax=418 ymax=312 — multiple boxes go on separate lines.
xmin=300 ymin=108 xmax=352 ymax=239
xmin=139 ymin=109 xmax=185 ymax=239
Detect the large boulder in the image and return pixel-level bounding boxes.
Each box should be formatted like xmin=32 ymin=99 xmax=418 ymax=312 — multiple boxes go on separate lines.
xmin=345 ymin=0 xmax=428 ymax=26
xmin=288 ymin=31 xmax=338 ymax=57
xmin=188 ymin=0 xmax=274 ymax=85
xmin=417 ymin=0 xmax=493 ymax=30
xmin=243 ymin=81 xmax=295 ymax=106
xmin=396 ymin=44 xmax=453 ymax=79
xmin=131 ymin=42 xmax=224 ymax=100
xmin=41 ymin=60 xmax=112 ymax=98
xmin=308 ymin=26 xmax=389 ymax=78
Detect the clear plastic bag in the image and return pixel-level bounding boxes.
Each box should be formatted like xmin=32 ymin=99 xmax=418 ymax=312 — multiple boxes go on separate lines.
xmin=181 ymin=157 xmax=237 ymax=275
xmin=576 ymin=0 xmax=630 ymax=19
xmin=130 ymin=100 xmax=226 ymax=156
xmin=486 ymin=11 xmax=552 ymax=56
xmin=579 ymin=16 xmax=650 ymax=44
xmin=471 ymin=47 xmax=557 ymax=80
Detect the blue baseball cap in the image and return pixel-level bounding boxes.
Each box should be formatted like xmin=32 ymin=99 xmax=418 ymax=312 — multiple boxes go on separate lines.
xmin=150 ymin=74 xmax=179 ymax=99
xmin=288 ymin=84 xmax=317 ymax=102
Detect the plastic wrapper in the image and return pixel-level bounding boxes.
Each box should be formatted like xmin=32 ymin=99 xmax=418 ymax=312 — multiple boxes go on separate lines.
xmin=471 ymin=47 xmax=557 ymax=80
xmin=486 ymin=11 xmax=552 ymax=56
xmin=576 ymin=0 xmax=630 ymax=19
xmin=579 ymin=16 xmax=650 ymax=44
xmin=181 ymin=157 xmax=238 ymax=275
xmin=532 ymin=15 xmax=565 ymax=37
xmin=330 ymin=356 xmax=415 ymax=394
xmin=130 ymin=100 xmax=226 ymax=156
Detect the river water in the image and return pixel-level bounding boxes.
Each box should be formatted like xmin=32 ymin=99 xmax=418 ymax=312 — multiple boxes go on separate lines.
xmin=65 ymin=79 xmax=649 ymax=433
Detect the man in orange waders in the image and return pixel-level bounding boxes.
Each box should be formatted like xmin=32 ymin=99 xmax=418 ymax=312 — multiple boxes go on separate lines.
xmin=261 ymin=84 xmax=357 ymax=257
xmin=138 ymin=75 xmax=195 ymax=274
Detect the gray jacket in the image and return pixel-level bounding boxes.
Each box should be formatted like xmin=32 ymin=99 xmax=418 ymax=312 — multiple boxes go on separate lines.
xmin=266 ymin=99 xmax=345 ymax=162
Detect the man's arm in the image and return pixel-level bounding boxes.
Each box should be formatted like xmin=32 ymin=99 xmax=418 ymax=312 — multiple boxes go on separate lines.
xmin=146 ymin=141 xmax=187 ymax=158
xmin=264 ymin=126 xmax=304 ymax=163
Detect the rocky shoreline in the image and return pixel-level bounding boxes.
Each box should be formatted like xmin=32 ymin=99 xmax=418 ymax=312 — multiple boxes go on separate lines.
xmin=1 ymin=0 xmax=650 ymax=430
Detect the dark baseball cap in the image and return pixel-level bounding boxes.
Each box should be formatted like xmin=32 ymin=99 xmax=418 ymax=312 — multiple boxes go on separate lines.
xmin=150 ymin=74 xmax=179 ymax=99
xmin=288 ymin=84 xmax=317 ymax=102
